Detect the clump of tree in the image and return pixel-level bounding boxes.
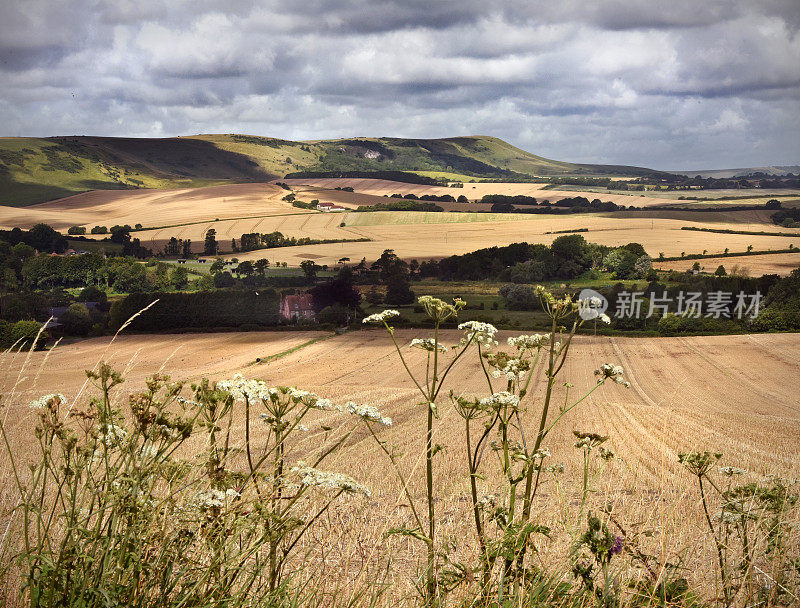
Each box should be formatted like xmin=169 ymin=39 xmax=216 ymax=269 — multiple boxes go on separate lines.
xmin=371 ymin=249 xmax=414 ymax=305
xmin=355 ymin=201 xmax=444 ymax=213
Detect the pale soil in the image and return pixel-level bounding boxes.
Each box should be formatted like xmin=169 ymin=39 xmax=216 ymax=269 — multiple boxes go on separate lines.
xmin=2 ymin=330 xmax=799 ymax=598
xmin=280 ymin=178 xmax=800 ymax=208
xmin=1 ymin=181 xmax=797 ymax=272
xmin=655 ymin=252 xmax=800 ymax=276
xmin=0 ymin=183 xmax=300 ymax=231
xmin=225 ymin=211 xmax=799 ymax=268
xmin=280 ymin=177 xmax=676 ymax=207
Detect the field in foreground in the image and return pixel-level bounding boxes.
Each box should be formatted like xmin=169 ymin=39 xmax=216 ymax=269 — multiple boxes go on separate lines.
xmin=2 ymin=329 xmax=798 ymax=602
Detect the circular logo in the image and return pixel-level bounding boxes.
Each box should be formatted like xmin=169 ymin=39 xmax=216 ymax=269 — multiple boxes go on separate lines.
xmin=578 ymin=288 xmax=609 ymax=321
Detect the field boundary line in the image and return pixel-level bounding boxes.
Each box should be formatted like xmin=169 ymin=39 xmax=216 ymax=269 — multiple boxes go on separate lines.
xmin=251 ymin=332 xmax=339 ymax=366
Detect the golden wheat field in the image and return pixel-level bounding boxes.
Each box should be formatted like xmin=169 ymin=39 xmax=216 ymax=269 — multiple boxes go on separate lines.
xmin=2 ymin=329 xmax=798 ymax=601
xmin=655 ymin=252 xmax=800 ymax=276
xmin=227 ymin=212 xmax=797 ymax=270
xmin=280 ymin=178 xmax=800 ymax=208
xmin=0 ymin=183 xmax=303 ymax=231
xmin=1 ymin=181 xmax=798 ymax=275
xmin=280 ymin=177 xmax=676 ymax=207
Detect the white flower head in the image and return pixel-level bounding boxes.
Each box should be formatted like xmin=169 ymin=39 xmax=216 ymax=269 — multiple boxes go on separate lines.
xmin=507 ymin=334 xmax=548 ymax=351
xmin=594 ymin=363 xmax=630 ymax=387
xmin=459 ymin=321 xmax=498 ymax=348
xmin=217 ymin=374 xmax=273 ymax=402
xmin=362 ymin=309 xmax=400 ymax=324
xmin=345 ymin=401 xmax=392 ymax=426
xmin=288 ymin=388 xmax=333 ymax=410
xmin=99 ymin=423 xmax=128 ymax=447
xmin=476 ymin=493 xmax=498 ymax=511
xmin=533 ymin=447 xmax=551 ymax=460
xmin=29 ymin=393 xmax=67 ymax=409
xmin=291 ymin=463 xmax=371 ymax=497
xmin=480 ymin=391 xmax=520 ymax=410
xmin=410 ymin=338 xmax=449 ymax=353
xmin=719 ymin=466 xmax=747 ymax=477
xmin=417 ymin=295 xmax=464 ymax=322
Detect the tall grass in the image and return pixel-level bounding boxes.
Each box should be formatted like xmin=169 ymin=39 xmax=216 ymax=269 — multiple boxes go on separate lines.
xmin=0 ymin=295 xmax=797 ymax=607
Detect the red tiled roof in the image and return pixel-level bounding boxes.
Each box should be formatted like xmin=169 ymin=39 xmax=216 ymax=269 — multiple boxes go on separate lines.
xmin=283 ymin=294 xmax=314 ymax=312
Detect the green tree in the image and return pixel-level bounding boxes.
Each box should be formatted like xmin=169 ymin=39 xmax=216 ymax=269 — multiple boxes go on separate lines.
xmin=204 ymin=229 xmax=218 ymax=255
xmin=632 ymin=255 xmax=653 ymax=279
xmin=715 ymin=265 xmax=727 ymax=276
xmin=253 ymin=259 xmax=269 ymax=275
xmin=170 ymin=266 xmax=189 ymax=290
xmin=193 ymin=274 xmax=214 ymax=290
xmin=77 ymin=285 xmax=107 ymax=304
xmin=213 ymin=271 xmax=235 ymax=288
xmin=236 ymin=261 xmax=254 ymax=277
xmin=60 ymin=303 xmax=92 ymax=336
xmin=316 ymin=305 xmax=350 ymax=326
xmin=10 ymin=320 xmax=43 ymax=349
xmin=300 ymin=260 xmax=319 ymax=281
xmin=67 ymin=226 xmax=86 ymax=235
xmin=209 ymin=259 xmax=225 ymax=274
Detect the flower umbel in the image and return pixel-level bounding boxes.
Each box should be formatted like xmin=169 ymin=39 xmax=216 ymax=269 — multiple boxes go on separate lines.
xmin=417 ymin=295 xmax=464 ymax=323
xmin=362 ymin=309 xmax=400 ymax=324
xmin=29 ymin=393 xmax=67 ymax=409
xmin=410 ymin=338 xmax=449 ymax=353
xmin=345 ymin=401 xmax=392 ymax=427
xmin=594 ymin=363 xmax=630 ymax=387
xmin=291 ymin=464 xmax=371 ymax=497
xmin=458 ymin=321 xmax=498 ymax=348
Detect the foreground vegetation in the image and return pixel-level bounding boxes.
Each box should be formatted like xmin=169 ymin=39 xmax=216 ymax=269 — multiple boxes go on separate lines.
xmin=0 ymin=293 xmax=797 ymax=607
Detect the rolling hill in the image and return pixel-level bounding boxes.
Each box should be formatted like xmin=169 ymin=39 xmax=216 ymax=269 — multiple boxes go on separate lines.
xmin=0 ymin=134 xmax=668 ymax=207
xmin=668 ymin=165 xmax=800 ymax=179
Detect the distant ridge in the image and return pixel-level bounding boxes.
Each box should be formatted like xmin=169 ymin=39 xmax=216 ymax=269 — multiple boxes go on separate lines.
xmin=0 ymin=133 xmax=673 ymax=206
xmin=668 ymin=165 xmax=800 ymax=179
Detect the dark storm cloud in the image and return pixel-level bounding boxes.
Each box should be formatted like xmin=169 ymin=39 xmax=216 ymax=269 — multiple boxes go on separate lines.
xmin=0 ymin=0 xmax=798 ymax=168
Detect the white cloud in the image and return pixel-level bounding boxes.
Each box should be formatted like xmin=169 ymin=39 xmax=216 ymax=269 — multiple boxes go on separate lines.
xmin=0 ymin=0 xmax=797 ymax=168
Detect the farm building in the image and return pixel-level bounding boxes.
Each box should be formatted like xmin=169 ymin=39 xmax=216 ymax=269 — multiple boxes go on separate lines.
xmin=316 ymin=202 xmax=346 ymax=212
xmin=280 ymin=293 xmax=315 ymax=320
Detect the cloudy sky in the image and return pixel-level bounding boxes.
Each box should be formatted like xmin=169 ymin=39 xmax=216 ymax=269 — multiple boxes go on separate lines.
xmin=1 ymin=0 xmax=799 ymax=170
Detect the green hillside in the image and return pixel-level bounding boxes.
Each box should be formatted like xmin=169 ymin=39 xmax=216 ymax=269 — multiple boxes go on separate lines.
xmin=0 ymin=134 xmax=666 ymax=206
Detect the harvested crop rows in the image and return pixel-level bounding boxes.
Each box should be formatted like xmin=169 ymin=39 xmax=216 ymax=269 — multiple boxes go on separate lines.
xmin=3 ymin=330 xmax=799 ymax=597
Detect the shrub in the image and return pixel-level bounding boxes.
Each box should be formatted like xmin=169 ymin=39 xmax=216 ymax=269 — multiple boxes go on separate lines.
xmin=316 ymin=305 xmax=350 ymax=326
xmin=76 ymin=285 xmax=107 ymax=303
xmin=10 ymin=319 xmax=43 ymax=349
xmin=109 ymin=290 xmax=280 ymax=331
xmin=0 ymin=319 xmax=12 ymax=348
xmin=498 ymin=283 xmax=539 ymax=310
xmin=59 ymin=303 xmax=92 ymax=336
xmin=67 ymin=225 xmax=86 ymax=235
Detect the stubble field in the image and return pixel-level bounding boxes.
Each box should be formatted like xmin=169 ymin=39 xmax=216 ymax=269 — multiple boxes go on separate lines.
xmin=1 ymin=180 xmax=798 ymax=275
xmin=2 ymin=329 xmax=799 ymax=600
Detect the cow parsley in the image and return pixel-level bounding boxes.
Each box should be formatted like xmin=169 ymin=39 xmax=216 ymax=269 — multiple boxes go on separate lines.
xmin=594 ymin=363 xmax=630 ymax=387
xmin=410 ymin=338 xmax=449 ymax=353
xmin=29 ymin=393 xmax=67 ymax=409
xmin=345 ymin=401 xmax=392 ymax=426
xmin=291 ymin=464 xmax=371 ymax=497
xmin=362 ymin=310 xmax=400 ymax=324
xmin=459 ymin=321 xmax=498 ymax=347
